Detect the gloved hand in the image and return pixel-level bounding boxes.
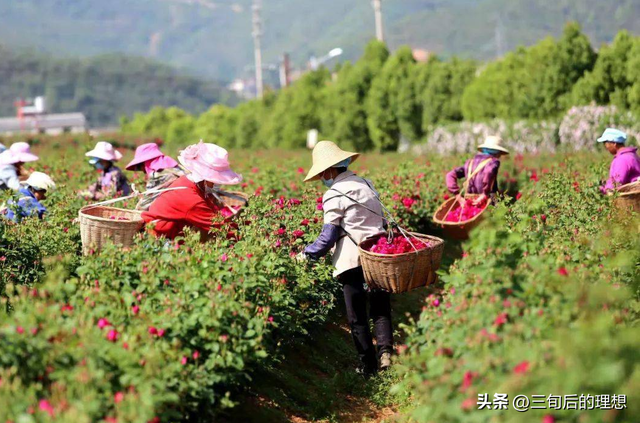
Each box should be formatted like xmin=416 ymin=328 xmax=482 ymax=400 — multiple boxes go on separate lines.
xmin=295 ymin=252 xmax=308 ymax=263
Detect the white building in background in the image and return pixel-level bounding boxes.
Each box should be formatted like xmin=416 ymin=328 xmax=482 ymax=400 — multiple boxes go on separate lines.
xmin=0 ymin=96 xmax=88 ymax=135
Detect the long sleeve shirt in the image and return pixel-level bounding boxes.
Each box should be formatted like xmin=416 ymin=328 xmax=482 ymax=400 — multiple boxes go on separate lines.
xmin=142 ymin=176 xmax=224 ymax=239
xmin=304 ymin=224 xmax=341 ymax=260
xmin=0 ymin=164 xmax=21 ymax=191
xmin=445 ymin=154 xmax=500 ymax=195
xmin=312 ymin=171 xmax=386 ymax=277
xmin=88 ymin=165 xmax=131 ymax=200
xmin=3 ymin=187 xmax=47 ymax=221
xmin=602 ymin=147 xmax=640 ymax=192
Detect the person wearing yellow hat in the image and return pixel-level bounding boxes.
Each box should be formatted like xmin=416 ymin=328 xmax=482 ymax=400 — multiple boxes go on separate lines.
xmin=445 ymin=136 xmax=509 ymax=206
xmin=301 ymin=141 xmax=391 ymax=375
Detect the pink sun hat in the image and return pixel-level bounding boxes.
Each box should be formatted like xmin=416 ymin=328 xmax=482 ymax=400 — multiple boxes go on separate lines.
xmin=125 ymin=143 xmax=178 ymax=172
xmin=178 ymin=141 xmax=242 ymax=185
xmin=85 ymin=141 xmax=123 ymax=162
xmin=0 ymin=142 xmax=39 ymax=165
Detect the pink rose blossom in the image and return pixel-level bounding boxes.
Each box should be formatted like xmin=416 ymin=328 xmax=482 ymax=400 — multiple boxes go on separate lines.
xmin=107 ymin=329 xmax=119 ymax=342
xmin=513 ymin=361 xmax=530 ymax=374
xmin=98 ymin=318 xmax=111 ymax=329
xmin=38 ymin=399 xmax=55 ymax=417
xmin=132 ymin=305 xmax=140 ymax=315
xmin=114 ymin=391 xmax=124 ymax=403
xmin=180 ymin=356 xmax=188 ymax=365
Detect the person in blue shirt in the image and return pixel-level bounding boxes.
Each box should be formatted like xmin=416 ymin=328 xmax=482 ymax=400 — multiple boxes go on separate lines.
xmin=2 ymin=172 xmax=55 ymax=222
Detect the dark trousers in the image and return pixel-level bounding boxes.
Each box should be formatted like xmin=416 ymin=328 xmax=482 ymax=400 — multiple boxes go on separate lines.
xmin=339 ymin=266 xmax=393 ymax=369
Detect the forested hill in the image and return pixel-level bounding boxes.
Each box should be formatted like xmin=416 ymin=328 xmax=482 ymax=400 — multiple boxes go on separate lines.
xmin=0 ymin=0 xmax=638 ymax=81
xmin=0 ymin=46 xmax=235 ymax=127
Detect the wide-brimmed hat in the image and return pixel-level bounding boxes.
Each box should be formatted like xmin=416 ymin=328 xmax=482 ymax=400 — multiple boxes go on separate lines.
xmin=477 ymin=136 xmax=509 ymax=154
xmin=304 ymin=141 xmax=360 ymax=182
xmin=25 ymin=171 xmax=55 ymax=191
xmin=0 ymin=142 xmax=39 ymax=165
xmin=178 ymin=141 xmax=242 ymax=185
xmin=597 ymin=128 xmax=627 ymax=144
xmin=85 ymin=141 xmax=123 ymax=162
xmin=125 ymin=143 xmax=178 ymax=171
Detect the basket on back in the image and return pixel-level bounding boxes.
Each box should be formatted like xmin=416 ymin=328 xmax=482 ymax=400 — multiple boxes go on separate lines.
xmin=358 ymin=233 xmax=445 ymax=293
xmin=79 ymin=205 xmax=144 ymax=255
xmin=433 ymin=193 xmax=489 ymax=240
xmin=614 ymin=180 xmax=640 ymax=214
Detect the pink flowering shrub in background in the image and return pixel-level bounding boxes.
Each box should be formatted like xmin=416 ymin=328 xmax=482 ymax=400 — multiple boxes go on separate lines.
xmin=558 ymin=105 xmax=640 ymax=151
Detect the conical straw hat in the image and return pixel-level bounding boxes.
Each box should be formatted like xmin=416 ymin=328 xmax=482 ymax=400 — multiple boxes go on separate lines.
xmin=304 ymin=141 xmax=359 ymax=182
xmin=477 ymin=136 xmax=509 ymax=154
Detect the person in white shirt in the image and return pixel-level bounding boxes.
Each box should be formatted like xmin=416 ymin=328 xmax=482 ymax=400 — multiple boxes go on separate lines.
xmin=301 ymin=141 xmax=392 ymax=375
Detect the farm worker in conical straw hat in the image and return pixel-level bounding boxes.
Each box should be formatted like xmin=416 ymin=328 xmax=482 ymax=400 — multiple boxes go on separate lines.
xmin=597 ymin=128 xmax=640 ymax=194
xmin=445 ymin=135 xmax=509 ymax=206
xmin=125 ymin=142 xmax=184 ymax=211
xmin=300 ymin=140 xmax=392 ymax=375
xmin=142 ymin=141 xmax=243 ymax=240
xmin=82 ymin=141 xmax=130 ymax=201
xmin=0 ymin=142 xmax=39 ymax=191
xmin=2 ymin=172 xmax=55 ymax=222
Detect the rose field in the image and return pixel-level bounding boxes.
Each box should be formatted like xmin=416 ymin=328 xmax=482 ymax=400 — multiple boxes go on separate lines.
xmin=0 ymin=134 xmax=638 ymax=423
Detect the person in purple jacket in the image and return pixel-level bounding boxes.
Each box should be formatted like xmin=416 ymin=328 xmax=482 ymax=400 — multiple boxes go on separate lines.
xmin=597 ymin=128 xmax=640 ymax=194
xmin=445 ymin=136 xmax=510 ymax=206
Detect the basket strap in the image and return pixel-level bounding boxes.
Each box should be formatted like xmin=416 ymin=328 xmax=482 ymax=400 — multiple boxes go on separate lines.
xmin=461 ymin=158 xmax=492 ymax=195
xmin=82 ymin=186 xmax=189 ymax=210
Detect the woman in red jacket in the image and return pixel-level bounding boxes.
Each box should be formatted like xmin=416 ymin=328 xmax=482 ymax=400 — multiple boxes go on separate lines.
xmin=142 ymin=142 xmax=243 ymax=240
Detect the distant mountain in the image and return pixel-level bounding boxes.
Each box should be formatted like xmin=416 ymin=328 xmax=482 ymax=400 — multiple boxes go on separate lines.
xmin=0 ymin=1 xmax=638 ymax=81
xmin=0 ymin=46 xmax=235 ymax=126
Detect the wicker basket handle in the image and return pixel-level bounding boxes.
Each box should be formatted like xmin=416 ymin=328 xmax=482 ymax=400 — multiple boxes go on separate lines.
xmin=82 ymin=185 xmax=188 ymax=211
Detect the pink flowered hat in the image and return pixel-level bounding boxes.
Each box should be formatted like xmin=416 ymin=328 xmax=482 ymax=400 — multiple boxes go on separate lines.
xmin=0 ymin=142 xmax=39 ymax=165
xmin=178 ymin=141 xmax=242 ymax=185
xmin=125 ymin=143 xmax=178 ymax=171
xmin=85 ymin=141 xmax=123 ymax=162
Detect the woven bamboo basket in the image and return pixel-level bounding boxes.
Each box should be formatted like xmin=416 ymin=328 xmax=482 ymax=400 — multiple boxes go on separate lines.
xmin=358 ymin=233 xmax=445 ymax=293
xmin=614 ymin=180 xmax=640 ymax=214
xmin=216 ymin=191 xmax=249 ymax=208
xmin=79 ymin=205 xmax=144 ymax=255
xmin=433 ymin=194 xmax=489 ymax=240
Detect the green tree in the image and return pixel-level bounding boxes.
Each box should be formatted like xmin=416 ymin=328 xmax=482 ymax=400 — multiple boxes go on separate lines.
xmin=280 ymin=68 xmax=330 ymax=149
xmin=462 ymin=23 xmax=596 ymax=120
xmin=367 ymin=47 xmax=420 ymax=151
xmin=417 ymin=57 xmax=476 ymax=128
xmin=627 ymin=38 xmax=640 ymax=115
xmin=166 ymin=115 xmax=196 ymax=148
xmin=193 ymin=105 xmax=237 ymax=148
xmin=234 ymin=99 xmax=267 ymax=149
xmin=321 ymin=40 xmax=390 ymax=151
xmin=572 ymin=30 xmax=635 ymax=109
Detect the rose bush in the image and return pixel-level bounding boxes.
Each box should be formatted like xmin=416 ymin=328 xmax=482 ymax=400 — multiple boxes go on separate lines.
xmin=1 ymin=134 xmax=636 ymax=422
xmin=395 ymin=156 xmax=639 ymax=422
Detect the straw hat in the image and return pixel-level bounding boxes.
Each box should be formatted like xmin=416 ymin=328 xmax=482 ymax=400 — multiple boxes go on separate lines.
xmin=25 ymin=172 xmax=55 ymax=191
xmin=85 ymin=141 xmax=123 ymax=162
xmin=304 ymin=141 xmax=360 ymax=182
xmin=477 ymin=136 xmax=509 ymax=154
